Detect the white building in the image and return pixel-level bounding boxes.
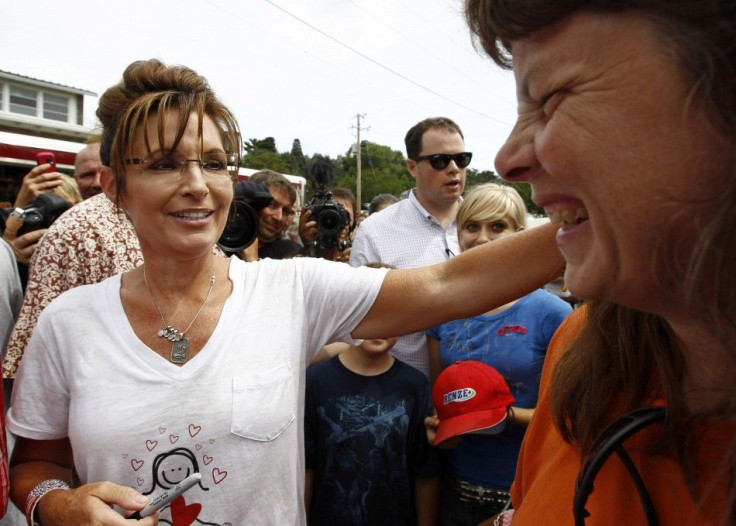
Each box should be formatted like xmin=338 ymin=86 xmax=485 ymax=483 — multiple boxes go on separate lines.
xmin=0 ymin=69 xmax=96 ymax=206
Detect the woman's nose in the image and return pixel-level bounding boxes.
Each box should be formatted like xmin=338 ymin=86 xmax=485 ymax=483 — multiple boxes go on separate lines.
xmin=475 ymin=230 xmax=490 ymax=245
xmin=494 ymin=120 xmax=537 ymax=182
xmin=180 ymin=161 xmax=210 ymax=197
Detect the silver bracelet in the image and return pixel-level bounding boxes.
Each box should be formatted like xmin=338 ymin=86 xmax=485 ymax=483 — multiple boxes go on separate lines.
xmin=10 ymin=207 xmax=25 ymax=220
xmin=25 ymin=479 xmax=70 ymax=526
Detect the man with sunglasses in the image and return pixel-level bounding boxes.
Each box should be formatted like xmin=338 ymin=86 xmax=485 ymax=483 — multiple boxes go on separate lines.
xmin=350 ymin=116 xmax=470 ymax=377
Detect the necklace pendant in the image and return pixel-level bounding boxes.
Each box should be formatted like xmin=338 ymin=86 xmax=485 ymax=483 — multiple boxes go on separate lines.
xmin=171 ymin=338 xmax=190 ymax=364
xmin=158 ymin=325 xmax=182 ymax=342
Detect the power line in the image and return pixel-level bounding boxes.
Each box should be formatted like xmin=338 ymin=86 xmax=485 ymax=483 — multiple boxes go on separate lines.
xmin=345 ymin=0 xmax=483 ymax=89
xmin=262 ymin=0 xmax=509 ymax=124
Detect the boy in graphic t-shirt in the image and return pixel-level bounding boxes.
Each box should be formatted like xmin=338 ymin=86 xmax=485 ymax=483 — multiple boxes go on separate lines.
xmin=305 ymin=334 xmax=439 ymax=525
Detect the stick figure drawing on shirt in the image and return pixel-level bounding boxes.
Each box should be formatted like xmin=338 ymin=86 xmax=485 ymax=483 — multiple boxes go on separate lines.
xmin=142 ymin=447 xmax=224 ymax=526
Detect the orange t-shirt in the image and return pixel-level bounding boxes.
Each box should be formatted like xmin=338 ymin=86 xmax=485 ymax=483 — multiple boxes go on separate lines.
xmin=511 ymin=307 xmax=730 ymax=525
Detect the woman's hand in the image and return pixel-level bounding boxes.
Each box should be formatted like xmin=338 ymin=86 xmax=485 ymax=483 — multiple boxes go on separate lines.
xmin=38 ymin=481 xmax=158 ymax=525
xmin=13 ymin=165 xmax=64 ymax=208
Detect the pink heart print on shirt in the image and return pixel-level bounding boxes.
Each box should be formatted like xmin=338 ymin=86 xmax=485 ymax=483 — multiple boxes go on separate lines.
xmin=189 ymin=424 xmax=202 ymax=437
xmin=212 ymin=468 xmax=228 ymax=484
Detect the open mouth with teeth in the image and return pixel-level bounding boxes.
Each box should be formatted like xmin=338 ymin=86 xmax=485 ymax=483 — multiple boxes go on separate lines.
xmin=173 ymin=211 xmax=212 ymax=220
xmin=547 ymin=208 xmax=589 ymax=230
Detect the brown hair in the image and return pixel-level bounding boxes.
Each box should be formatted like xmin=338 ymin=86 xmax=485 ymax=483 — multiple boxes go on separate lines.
xmin=404 ymin=117 xmax=464 ymax=160
xmin=249 ymin=169 xmax=296 ymax=205
xmin=368 ymin=193 xmax=398 ymax=215
xmin=465 ymin=1 xmax=736 ymax=522
xmin=96 ymin=59 xmax=241 ymax=202
xmin=331 ymin=188 xmax=357 ymax=229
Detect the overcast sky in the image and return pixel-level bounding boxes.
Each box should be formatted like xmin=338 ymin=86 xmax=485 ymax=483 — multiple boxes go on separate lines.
xmin=2 ymin=0 xmax=518 ymax=173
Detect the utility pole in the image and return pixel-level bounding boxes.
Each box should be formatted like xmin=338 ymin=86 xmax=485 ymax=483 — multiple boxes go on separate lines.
xmin=352 ymin=113 xmax=369 ymax=211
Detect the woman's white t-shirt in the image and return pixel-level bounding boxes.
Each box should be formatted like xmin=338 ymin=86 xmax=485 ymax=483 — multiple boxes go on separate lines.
xmin=8 ymin=256 xmax=388 ymax=525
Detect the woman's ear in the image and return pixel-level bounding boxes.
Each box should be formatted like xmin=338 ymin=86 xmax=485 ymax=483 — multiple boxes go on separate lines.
xmin=100 ymin=166 xmax=124 ymax=208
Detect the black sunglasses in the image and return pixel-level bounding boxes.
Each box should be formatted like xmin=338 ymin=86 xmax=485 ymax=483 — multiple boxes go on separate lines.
xmin=413 ymin=152 xmax=472 ymax=170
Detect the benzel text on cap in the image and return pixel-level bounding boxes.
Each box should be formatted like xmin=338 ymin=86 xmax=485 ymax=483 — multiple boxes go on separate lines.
xmin=443 ymin=388 xmax=476 ymax=405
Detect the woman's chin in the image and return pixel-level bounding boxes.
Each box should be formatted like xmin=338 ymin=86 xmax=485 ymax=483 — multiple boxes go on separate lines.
xmin=563 ymin=262 xmax=608 ymax=303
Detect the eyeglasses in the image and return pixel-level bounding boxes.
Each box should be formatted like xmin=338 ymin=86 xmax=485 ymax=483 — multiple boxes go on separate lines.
xmin=124 ymin=151 xmax=237 ymax=182
xmin=413 ymin=152 xmax=472 ymax=170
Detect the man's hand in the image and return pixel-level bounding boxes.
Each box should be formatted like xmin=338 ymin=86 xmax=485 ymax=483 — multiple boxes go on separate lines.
xmin=238 ymin=239 xmax=259 ymax=262
xmin=2 ymin=212 xmax=46 ymax=265
xmin=334 ymin=246 xmax=351 ymax=263
xmin=298 ymin=208 xmax=318 ymax=245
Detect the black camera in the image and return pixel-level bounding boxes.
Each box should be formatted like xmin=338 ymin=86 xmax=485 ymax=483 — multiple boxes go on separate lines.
xmin=307 ymin=194 xmax=349 ymax=237
xmin=305 ymin=157 xmax=349 ymax=251
xmin=0 ymin=193 xmax=71 ymax=237
xmin=217 ymin=181 xmax=273 ymax=255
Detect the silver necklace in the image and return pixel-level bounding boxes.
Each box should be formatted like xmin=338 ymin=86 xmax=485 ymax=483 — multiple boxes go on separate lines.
xmin=142 ymin=257 xmax=216 ymax=364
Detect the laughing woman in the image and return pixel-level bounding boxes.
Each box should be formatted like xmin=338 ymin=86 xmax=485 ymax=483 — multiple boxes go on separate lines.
xmin=6 ymin=59 xmax=563 ymax=525
xmin=465 ymin=1 xmax=736 ymax=524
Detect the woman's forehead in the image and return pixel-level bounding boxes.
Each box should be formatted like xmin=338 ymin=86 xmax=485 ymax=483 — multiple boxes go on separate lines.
xmin=135 ymin=111 xmax=224 ymax=151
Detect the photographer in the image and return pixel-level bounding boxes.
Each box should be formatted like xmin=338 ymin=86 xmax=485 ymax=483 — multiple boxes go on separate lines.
xmin=299 ymin=157 xmax=356 ymax=263
xmin=248 ymin=169 xmax=302 ymax=260
xmin=299 ymin=188 xmax=355 ymax=262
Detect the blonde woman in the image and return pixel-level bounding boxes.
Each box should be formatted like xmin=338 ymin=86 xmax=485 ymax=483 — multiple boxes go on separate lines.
xmin=426 ymin=183 xmax=571 ymax=524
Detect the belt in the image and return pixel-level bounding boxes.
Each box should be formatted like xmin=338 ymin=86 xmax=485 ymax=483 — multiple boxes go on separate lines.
xmin=450 ymin=477 xmax=511 ymax=507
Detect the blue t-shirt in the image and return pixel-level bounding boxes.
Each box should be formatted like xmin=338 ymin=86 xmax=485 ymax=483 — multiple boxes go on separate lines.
xmin=427 ymin=288 xmax=572 ymax=489
xmin=305 ymin=356 xmax=439 ymax=525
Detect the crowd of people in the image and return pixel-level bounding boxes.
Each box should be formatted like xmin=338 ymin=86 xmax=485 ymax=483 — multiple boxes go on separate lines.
xmin=0 ymin=0 xmax=733 ymax=525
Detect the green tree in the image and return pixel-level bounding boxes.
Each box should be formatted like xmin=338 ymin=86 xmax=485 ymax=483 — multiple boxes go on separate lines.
xmin=244 ymin=137 xmax=277 ymax=152
xmin=335 ymin=141 xmax=412 ymax=208
xmin=465 ymin=169 xmax=543 ymax=216
xmin=238 ymin=136 xmax=545 ymax=217
xmin=465 ymin=168 xmax=500 ymax=186
xmin=242 ymin=149 xmax=291 ymax=174
xmin=242 ymin=137 xmax=292 ymax=175
xmin=508 ymin=182 xmax=544 ymax=216
xmin=289 ymin=139 xmax=307 ymax=175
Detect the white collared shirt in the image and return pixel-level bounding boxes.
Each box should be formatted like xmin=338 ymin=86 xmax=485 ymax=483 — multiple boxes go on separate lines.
xmin=350 ymin=189 xmax=460 ymax=375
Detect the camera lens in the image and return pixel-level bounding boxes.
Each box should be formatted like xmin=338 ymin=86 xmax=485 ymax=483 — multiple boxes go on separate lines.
xmin=218 ymin=200 xmax=259 ymax=254
xmin=316 ymin=209 xmax=343 ymax=236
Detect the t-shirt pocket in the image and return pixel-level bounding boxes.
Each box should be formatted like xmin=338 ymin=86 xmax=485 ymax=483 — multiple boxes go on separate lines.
xmin=231 ymin=364 xmax=296 ymax=441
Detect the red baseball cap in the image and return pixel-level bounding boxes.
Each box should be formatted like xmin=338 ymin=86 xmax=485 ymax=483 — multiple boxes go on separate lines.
xmin=432 ymin=360 xmax=515 ymax=445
